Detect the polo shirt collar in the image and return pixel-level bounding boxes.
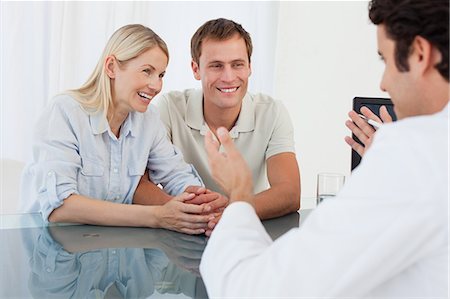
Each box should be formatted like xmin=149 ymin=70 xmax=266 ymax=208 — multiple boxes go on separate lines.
xmin=185 ymin=90 xmax=255 ymax=138
xmin=185 ymin=89 xmax=204 ymax=131
xmin=233 ymin=93 xmax=255 ymax=134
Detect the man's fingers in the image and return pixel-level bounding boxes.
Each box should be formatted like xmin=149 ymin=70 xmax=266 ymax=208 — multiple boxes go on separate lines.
xmin=205 ymin=131 xmax=228 ymax=189
xmin=349 ymin=111 xmax=376 ymax=138
xmin=345 ymin=119 xmax=369 ymax=145
xmin=216 ymin=127 xmax=238 ymax=157
xmin=185 ymin=193 xmax=219 ymax=205
xmin=205 ymin=131 xmax=220 ymax=158
xmin=185 ymin=185 xmax=206 ymax=195
xmin=379 ymin=106 xmax=393 ymax=123
xmin=360 ymin=106 xmax=383 ymax=123
xmin=205 ymin=196 xmax=228 ymax=211
xmin=173 ymin=192 xmax=196 ymax=202
xmin=347 ymin=113 xmax=376 ymax=145
xmin=345 ymin=136 xmax=365 ymax=157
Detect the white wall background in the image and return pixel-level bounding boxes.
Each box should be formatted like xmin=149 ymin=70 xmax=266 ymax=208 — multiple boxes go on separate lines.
xmin=0 ymin=1 xmax=278 ymax=163
xmin=274 ymin=1 xmax=387 ymax=198
xmin=1 ymin=1 xmax=390 ymax=212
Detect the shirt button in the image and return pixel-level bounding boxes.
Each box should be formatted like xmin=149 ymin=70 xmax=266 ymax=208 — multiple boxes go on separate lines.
xmin=46 ymin=268 xmax=52 ymax=273
xmin=114 ymin=196 xmax=120 ymax=200
xmin=113 ymin=168 xmax=118 ymax=173
xmin=47 ymin=171 xmax=53 ymax=176
xmin=112 ymin=250 xmax=116 ymax=255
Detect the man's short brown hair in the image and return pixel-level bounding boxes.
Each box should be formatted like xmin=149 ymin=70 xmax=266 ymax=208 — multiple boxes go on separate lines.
xmin=191 ymin=18 xmax=253 ymax=65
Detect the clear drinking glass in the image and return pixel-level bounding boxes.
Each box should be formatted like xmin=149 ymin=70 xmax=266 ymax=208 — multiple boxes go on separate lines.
xmin=316 ymin=173 xmax=345 ymax=205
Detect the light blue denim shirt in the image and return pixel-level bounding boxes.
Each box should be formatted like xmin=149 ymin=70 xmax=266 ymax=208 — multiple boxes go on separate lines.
xmin=21 ymin=95 xmax=203 ymax=221
xmin=30 ymin=228 xmax=169 ymax=298
xmin=28 ymin=227 xmax=201 ymax=298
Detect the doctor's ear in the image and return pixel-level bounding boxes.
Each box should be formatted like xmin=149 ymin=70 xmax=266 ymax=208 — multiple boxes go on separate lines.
xmin=105 ymin=55 xmax=117 ymax=79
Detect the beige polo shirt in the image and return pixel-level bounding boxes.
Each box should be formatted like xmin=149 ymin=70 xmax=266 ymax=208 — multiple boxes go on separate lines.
xmin=155 ymin=89 xmax=295 ymax=194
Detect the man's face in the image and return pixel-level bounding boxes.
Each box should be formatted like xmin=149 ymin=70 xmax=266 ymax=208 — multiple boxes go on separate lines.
xmin=377 ymin=24 xmax=424 ymax=120
xmin=192 ymin=34 xmax=251 ymax=111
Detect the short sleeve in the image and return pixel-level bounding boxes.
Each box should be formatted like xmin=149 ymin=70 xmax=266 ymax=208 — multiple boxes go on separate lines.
xmin=154 ymin=95 xmax=172 ymax=141
xmin=265 ymin=101 xmax=295 ymax=159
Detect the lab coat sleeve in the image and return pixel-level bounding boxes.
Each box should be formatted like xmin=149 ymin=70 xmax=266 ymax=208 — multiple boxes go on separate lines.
xmin=200 ymin=123 xmax=447 ymax=297
xmin=200 ymin=202 xmax=273 ymax=296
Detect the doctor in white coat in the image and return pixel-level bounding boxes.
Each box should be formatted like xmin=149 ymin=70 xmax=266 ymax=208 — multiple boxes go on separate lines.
xmin=199 ymin=0 xmax=449 ymax=297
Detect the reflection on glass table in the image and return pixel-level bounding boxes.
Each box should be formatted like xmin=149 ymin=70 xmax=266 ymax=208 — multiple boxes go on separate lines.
xmin=0 ymin=210 xmax=309 ymax=298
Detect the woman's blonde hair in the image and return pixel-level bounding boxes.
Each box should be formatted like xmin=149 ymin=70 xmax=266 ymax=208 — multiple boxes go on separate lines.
xmin=67 ymin=24 xmax=169 ymax=114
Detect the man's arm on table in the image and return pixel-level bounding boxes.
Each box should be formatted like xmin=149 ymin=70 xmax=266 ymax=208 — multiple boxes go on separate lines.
xmin=253 ymin=152 xmax=300 ymax=219
xmin=133 ymin=172 xmax=172 ymax=205
xmin=133 ymin=172 xmax=227 ymax=213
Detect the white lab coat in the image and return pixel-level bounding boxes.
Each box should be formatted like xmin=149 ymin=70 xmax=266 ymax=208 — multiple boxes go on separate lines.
xmin=200 ymin=103 xmax=449 ymax=298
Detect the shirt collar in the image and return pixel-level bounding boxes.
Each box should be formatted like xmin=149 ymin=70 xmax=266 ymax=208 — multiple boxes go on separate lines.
xmin=89 ymin=111 xmax=136 ymax=138
xmin=89 ymin=111 xmax=108 ymax=135
xmin=185 ymin=89 xmax=204 ymax=131
xmin=185 ymin=90 xmax=255 ymax=138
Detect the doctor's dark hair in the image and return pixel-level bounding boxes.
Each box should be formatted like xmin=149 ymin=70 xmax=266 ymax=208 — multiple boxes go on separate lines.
xmin=369 ymin=0 xmax=449 ymax=81
xmin=190 ymin=18 xmax=253 ymax=65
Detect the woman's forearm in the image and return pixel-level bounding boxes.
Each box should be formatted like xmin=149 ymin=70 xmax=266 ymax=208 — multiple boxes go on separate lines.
xmin=48 ymin=194 xmax=161 ymax=227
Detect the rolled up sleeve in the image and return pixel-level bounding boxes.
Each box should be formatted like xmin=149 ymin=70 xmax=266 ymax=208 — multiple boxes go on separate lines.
xmin=25 ymin=98 xmax=81 ymax=221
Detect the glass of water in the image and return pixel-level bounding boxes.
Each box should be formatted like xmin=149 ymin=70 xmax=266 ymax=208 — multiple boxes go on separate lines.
xmin=316 ymin=173 xmax=345 ymax=205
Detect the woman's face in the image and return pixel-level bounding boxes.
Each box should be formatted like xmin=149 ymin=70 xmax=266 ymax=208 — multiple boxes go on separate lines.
xmin=110 ymin=47 xmax=168 ymax=113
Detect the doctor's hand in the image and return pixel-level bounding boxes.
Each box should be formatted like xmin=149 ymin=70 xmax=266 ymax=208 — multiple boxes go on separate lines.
xmin=204 ymin=128 xmax=254 ymax=205
xmin=345 ymin=105 xmax=393 ymax=157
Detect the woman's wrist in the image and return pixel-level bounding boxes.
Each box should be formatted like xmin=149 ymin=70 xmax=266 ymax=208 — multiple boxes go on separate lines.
xmin=145 ymin=205 xmax=162 ymax=228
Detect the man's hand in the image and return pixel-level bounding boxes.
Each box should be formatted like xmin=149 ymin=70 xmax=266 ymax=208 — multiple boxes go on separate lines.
xmin=133 ymin=170 xmax=172 ymax=205
xmin=204 ymin=127 xmax=254 ymax=204
xmin=205 ymin=213 xmax=222 ymax=237
xmin=184 ymin=185 xmax=207 ymax=196
xmin=184 ymin=185 xmax=229 ymax=236
xmin=185 ymin=186 xmax=229 ymax=210
xmin=156 ymin=193 xmax=213 ymax=235
xmin=345 ymin=105 xmax=393 ymax=157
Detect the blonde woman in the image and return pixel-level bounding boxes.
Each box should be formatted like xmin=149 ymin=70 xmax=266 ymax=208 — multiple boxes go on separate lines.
xmin=21 ymin=24 xmax=212 ymax=234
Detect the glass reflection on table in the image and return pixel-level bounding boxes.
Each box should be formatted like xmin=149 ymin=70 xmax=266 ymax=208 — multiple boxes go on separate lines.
xmin=0 ymin=210 xmax=306 ymax=298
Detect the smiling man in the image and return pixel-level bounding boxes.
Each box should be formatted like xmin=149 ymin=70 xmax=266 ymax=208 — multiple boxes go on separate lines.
xmin=137 ymin=18 xmax=300 ymax=230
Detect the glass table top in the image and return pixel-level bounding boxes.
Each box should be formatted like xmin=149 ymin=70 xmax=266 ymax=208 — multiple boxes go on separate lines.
xmin=0 ymin=209 xmax=313 ymax=298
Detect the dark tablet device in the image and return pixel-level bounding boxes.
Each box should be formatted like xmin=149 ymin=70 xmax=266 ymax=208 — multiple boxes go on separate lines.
xmin=351 ymin=97 xmax=397 ymax=170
